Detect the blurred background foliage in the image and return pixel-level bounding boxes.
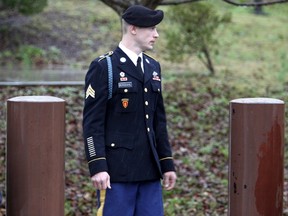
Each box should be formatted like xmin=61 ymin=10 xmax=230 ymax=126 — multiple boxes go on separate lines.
xmin=0 ymin=0 xmax=47 ymax=15
xmin=165 ymin=2 xmax=232 ymax=75
xmin=0 ymin=0 xmax=288 ymax=215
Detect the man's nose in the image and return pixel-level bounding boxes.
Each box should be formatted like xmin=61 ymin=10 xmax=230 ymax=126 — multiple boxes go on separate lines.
xmin=154 ymin=29 xmax=159 ymax=38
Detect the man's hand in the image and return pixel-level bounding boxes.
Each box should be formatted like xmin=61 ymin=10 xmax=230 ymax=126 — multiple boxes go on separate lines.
xmin=91 ymin=171 xmax=111 ymax=190
xmin=163 ymin=171 xmax=177 ymax=190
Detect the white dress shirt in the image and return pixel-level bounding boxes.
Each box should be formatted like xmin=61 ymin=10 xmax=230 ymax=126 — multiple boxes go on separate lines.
xmin=119 ymin=42 xmax=144 ymax=72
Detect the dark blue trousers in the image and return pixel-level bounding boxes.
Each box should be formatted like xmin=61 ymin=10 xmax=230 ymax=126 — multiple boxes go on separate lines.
xmin=96 ymin=180 xmax=164 ymax=216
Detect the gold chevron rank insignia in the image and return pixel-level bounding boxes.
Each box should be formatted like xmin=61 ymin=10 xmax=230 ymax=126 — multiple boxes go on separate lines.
xmin=86 ymin=84 xmax=95 ymax=99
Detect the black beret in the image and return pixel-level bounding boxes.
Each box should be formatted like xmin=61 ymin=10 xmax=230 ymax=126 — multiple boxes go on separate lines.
xmin=122 ymin=5 xmax=164 ymax=27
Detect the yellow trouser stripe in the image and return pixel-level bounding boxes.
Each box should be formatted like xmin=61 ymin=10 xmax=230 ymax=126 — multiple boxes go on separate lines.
xmin=97 ymin=190 xmax=106 ymax=216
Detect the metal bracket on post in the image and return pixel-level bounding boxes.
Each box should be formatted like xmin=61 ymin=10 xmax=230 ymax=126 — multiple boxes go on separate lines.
xmin=228 ymin=97 xmax=284 ymax=216
xmin=6 ymin=96 xmax=66 ymax=216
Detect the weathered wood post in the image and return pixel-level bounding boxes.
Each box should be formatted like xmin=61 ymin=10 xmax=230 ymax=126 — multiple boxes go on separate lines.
xmin=229 ymin=98 xmax=284 ymax=216
xmin=6 ymin=96 xmax=65 ymax=216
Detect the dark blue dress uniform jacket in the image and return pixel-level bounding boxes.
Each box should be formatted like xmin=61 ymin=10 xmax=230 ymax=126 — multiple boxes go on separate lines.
xmin=83 ymin=47 xmax=175 ymax=182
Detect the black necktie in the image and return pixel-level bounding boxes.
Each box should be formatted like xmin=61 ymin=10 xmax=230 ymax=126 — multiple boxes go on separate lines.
xmin=137 ymin=57 xmax=143 ymax=74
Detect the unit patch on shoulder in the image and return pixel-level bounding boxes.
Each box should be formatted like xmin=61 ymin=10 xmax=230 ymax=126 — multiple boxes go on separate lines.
xmin=86 ymin=84 xmax=95 ymax=99
xmin=98 ymin=51 xmax=113 ymax=62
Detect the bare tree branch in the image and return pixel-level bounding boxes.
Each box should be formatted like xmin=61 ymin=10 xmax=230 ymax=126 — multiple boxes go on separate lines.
xmin=221 ymin=0 xmax=288 ymax=6
xmin=160 ymin=0 xmax=203 ymax=5
xmin=100 ymin=0 xmax=288 ymax=15
xmin=100 ymin=0 xmax=131 ymax=15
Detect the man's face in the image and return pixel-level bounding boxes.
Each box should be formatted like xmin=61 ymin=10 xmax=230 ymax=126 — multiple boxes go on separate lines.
xmin=134 ymin=26 xmax=159 ymax=52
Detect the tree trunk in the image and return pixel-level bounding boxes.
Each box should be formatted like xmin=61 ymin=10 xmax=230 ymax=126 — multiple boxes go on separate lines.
xmin=254 ymin=0 xmax=264 ymax=15
xmin=200 ymin=46 xmax=215 ymax=76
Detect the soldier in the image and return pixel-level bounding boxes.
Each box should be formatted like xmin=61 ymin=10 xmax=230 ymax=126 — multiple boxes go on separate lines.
xmin=83 ymin=5 xmax=177 ymax=216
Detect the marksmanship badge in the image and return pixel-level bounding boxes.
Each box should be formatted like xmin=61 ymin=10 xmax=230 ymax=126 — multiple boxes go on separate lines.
xmin=152 ymin=71 xmax=161 ymax=81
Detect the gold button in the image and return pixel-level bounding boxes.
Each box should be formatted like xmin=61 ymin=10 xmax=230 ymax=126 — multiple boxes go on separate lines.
xmin=144 ymin=88 xmax=148 ymax=92
xmin=111 ymin=143 xmax=115 ymax=147
xmin=147 ymin=127 xmax=150 ymax=132
xmin=124 ymin=89 xmax=128 ymax=93
xmin=158 ymin=88 xmax=160 ymax=92
xmin=146 ymin=114 xmax=149 ymax=119
xmin=145 ymin=101 xmax=148 ymax=106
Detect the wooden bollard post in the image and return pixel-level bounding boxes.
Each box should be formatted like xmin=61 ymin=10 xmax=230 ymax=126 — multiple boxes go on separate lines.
xmin=6 ymin=96 xmax=65 ymax=216
xmin=229 ymin=98 xmax=284 ymax=216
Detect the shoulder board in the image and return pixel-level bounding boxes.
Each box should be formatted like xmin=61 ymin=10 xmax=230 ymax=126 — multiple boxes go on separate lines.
xmin=98 ymin=51 xmax=113 ymax=62
xmin=143 ymin=52 xmax=158 ymax=61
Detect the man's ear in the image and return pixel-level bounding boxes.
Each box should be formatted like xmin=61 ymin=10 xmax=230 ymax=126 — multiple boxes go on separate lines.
xmin=130 ymin=25 xmax=137 ymax=35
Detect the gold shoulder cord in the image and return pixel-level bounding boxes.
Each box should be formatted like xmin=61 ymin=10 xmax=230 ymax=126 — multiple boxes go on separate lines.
xmin=143 ymin=52 xmax=158 ymax=61
xmin=98 ymin=51 xmax=114 ymax=62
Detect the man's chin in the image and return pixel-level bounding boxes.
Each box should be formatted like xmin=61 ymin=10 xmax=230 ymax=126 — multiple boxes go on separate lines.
xmin=146 ymin=45 xmax=154 ymax=51
xmin=142 ymin=45 xmax=155 ymax=52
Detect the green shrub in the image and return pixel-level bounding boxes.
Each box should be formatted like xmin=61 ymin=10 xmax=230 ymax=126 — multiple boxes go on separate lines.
xmin=165 ymin=2 xmax=231 ymax=75
xmin=1 ymin=0 xmax=47 ymax=15
xmin=17 ymin=45 xmax=45 ymax=65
